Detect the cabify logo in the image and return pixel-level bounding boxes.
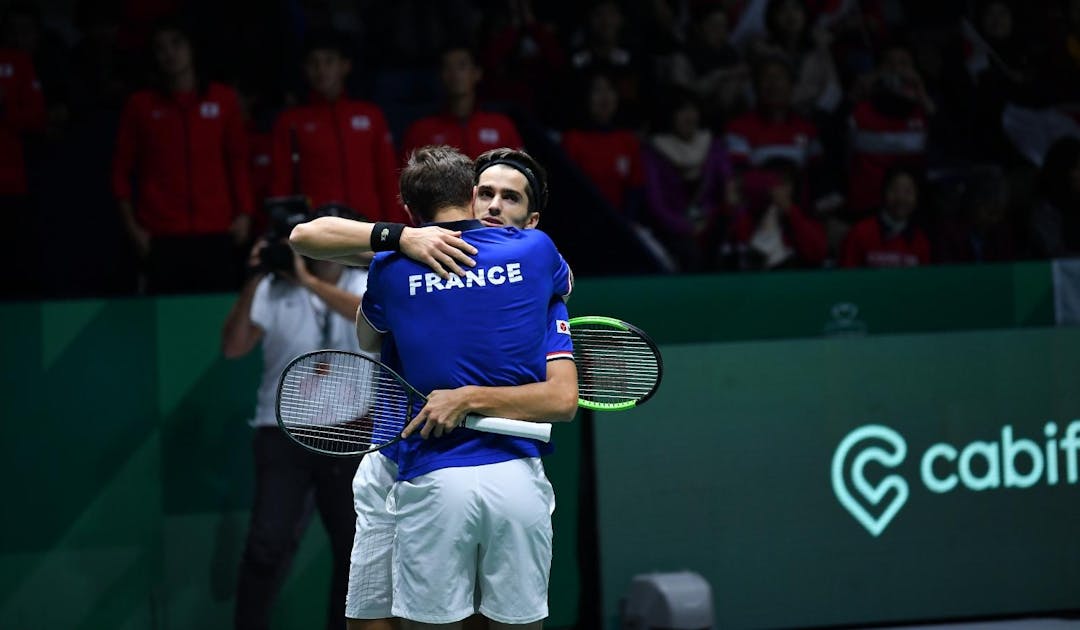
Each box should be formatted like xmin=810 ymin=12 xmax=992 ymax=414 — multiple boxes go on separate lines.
xmin=832 ymin=421 xmax=1080 ymax=536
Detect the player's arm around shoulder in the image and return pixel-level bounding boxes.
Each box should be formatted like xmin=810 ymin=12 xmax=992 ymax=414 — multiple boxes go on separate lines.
xmin=289 ymin=218 xmax=477 ymax=277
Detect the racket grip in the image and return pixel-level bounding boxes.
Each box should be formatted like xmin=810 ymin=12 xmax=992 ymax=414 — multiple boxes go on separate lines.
xmin=463 ymin=415 xmax=553 ymax=442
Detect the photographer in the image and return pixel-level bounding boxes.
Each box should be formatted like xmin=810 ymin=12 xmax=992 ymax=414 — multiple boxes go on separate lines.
xmin=222 ymin=200 xmax=368 ymax=630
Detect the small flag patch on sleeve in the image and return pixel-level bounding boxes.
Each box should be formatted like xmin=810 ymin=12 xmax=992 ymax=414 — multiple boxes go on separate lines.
xmin=556 ymin=320 xmax=570 ymax=335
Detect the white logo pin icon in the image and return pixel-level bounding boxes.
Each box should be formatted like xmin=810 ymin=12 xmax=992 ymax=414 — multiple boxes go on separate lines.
xmin=832 ymin=425 xmax=909 ymax=536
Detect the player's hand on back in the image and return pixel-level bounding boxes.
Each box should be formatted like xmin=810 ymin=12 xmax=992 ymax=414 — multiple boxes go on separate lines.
xmin=402 ymin=386 xmax=476 ymax=440
xmin=400 ymin=226 xmax=478 ymax=279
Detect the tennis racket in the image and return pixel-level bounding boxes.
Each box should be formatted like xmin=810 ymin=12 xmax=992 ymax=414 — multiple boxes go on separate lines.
xmin=277 ymin=350 xmax=553 ymax=456
xmin=277 ymin=317 xmax=664 ymax=456
xmin=569 ymin=316 xmax=663 ymax=411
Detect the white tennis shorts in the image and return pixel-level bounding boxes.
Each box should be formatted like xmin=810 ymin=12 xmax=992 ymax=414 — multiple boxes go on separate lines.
xmin=389 ymin=457 xmax=556 ymax=625
xmin=345 ymin=451 xmax=398 ymax=620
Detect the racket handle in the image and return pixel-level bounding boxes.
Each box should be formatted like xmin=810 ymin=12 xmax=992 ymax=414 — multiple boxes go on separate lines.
xmin=463 ymin=415 xmax=553 ymax=443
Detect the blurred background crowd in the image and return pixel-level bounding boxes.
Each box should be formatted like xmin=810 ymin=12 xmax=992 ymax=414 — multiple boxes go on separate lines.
xmin=4 ymin=0 xmax=1080 ymax=298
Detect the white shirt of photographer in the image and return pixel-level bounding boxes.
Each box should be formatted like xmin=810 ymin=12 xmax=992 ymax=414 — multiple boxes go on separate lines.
xmin=248 ymin=268 xmax=372 ymax=427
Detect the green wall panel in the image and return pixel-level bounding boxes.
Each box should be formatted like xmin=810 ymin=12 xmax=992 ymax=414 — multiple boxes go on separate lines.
xmin=568 ymin=263 xmax=1054 ymax=345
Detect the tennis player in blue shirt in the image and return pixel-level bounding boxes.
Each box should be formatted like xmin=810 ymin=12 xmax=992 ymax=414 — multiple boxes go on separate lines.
xmin=358 ymin=146 xmax=576 ymax=629
xmin=290 ymin=147 xmax=575 ymax=630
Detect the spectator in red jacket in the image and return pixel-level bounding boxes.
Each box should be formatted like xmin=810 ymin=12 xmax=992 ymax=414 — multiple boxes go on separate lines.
xmin=270 ymin=30 xmax=405 ymax=224
xmin=730 ymin=162 xmax=828 ymax=269
xmin=479 ymin=0 xmax=564 ymax=121
xmin=841 ymin=165 xmax=931 ymax=268
xmin=846 ymin=42 xmax=932 ymax=218
xmin=561 ymin=70 xmax=644 ymax=218
xmin=401 ymin=44 xmax=523 ymax=161
xmin=111 ymin=19 xmax=253 ymax=294
xmin=724 ymin=56 xmax=822 ymax=210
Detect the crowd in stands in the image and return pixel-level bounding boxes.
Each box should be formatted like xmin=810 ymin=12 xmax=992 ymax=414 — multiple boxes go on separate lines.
xmin=5 ymin=0 xmax=1080 ymax=298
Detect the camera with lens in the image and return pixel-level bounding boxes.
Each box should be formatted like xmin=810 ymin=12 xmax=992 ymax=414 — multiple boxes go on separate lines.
xmin=257 ymin=196 xmax=311 ymax=274
xmin=256 ymin=199 xmax=365 ymax=275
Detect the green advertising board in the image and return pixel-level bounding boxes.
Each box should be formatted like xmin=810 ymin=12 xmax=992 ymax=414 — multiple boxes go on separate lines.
xmin=594 ymin=328 xmax=1080 ymax=629
xmin=0 ymin=261 xmax=1067 ymax=629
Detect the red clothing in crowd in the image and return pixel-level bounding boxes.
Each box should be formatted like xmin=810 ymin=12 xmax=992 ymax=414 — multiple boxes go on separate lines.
xmin=112 ymin=82 xmax=254 ymax=236
xmin=731 ymin=203 xmax=828 ymax=267
xmin=847 ymin=100 xmax=928 ymax=216
xmin=401 ymin=110 xmax=522 ymax=161
xmin=724 ymin=109 xmax=821 ymax=169
xmin=561 ymin=129 xmax=643 ymax=211
xmin=481 ymin=21 xmax=564 ymax=116
xmin=0 ymin=49 xmax=45 ymax=195
xmin=840 ymin=215 xmax=931 ymax=268
xmin=271 ymin=95 xmax=405 ymax=223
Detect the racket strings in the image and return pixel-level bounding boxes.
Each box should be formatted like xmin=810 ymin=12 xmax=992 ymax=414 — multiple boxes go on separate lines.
xmin=572 ymin=326 xmax=660 ymax=404
xmin=278 ymin=352 xmax=413 ymax=454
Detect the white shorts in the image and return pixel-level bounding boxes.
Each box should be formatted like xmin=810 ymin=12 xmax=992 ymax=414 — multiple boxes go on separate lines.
xmin=345 ymin=451 xmax=398 ymax=620
xmin=389 ymin=457 xmax=556 ymax=625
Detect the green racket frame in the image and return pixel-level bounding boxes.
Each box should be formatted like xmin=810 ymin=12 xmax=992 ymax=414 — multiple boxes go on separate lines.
xmin=568 ymin=315 xmax=663 ymax=411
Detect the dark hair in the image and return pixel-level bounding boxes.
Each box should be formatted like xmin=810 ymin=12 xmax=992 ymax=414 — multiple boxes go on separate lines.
xmin=439 ymin=42 xmax=478 ymax=66
xmin=762 ymin=157 xmax=800 ymax=200
xmin=876 ymin=39 xmax=916 ymax=68
xmin=474 ymin=148 xmax=549 ymax=212
xmin=303 ymin=28 xmax=351 ymax=59
xmin=752 ymin=54 xmax=795 ymax=88
xmin=149 ymin=16 xmax=208 ymax=94
xmin=650 ymin=86 xmax=700 ymax=133
xmin=150 ymin=15 xmax=194 ymax=47
xmin=399 ymin=145 xmax=475 ymax=222
xmin=764 ymin=0 xmax=809 ymax=47
xmin=569 ymin=69 xmax=626 ymax=128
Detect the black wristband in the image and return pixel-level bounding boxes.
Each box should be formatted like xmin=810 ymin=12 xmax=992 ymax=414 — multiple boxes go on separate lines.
xmin=370 ymin=222 xmax=405 ymax=252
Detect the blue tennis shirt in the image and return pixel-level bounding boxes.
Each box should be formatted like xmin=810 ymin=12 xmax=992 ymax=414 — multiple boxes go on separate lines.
xmin=361 ymin=220 xmax=574 ymax=480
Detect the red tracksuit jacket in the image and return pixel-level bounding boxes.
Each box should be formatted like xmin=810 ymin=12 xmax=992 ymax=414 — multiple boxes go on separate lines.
xmin=270 ymin=94 xmax=405 ymax=223
xmin=401 ymin=110 xmax=522 ymax=161
xmin=111 ymin=82 xmax=254 ymax=236
xmin=0 ymin=49 xmax=45 ymax=196
xmin=562 ymin=128 xmax=643 ymax=211
xmin=732 ymin=203 xmax=829 ymax=267
xmin=847 ymin=100 xmax=928 ymax=216
xmin=840 ymin=214 xmax=931 ymax=268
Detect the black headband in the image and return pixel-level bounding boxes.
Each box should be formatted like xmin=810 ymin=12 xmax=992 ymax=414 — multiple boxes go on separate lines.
xmin=477 ymin=158 xmax=546 ymax=211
